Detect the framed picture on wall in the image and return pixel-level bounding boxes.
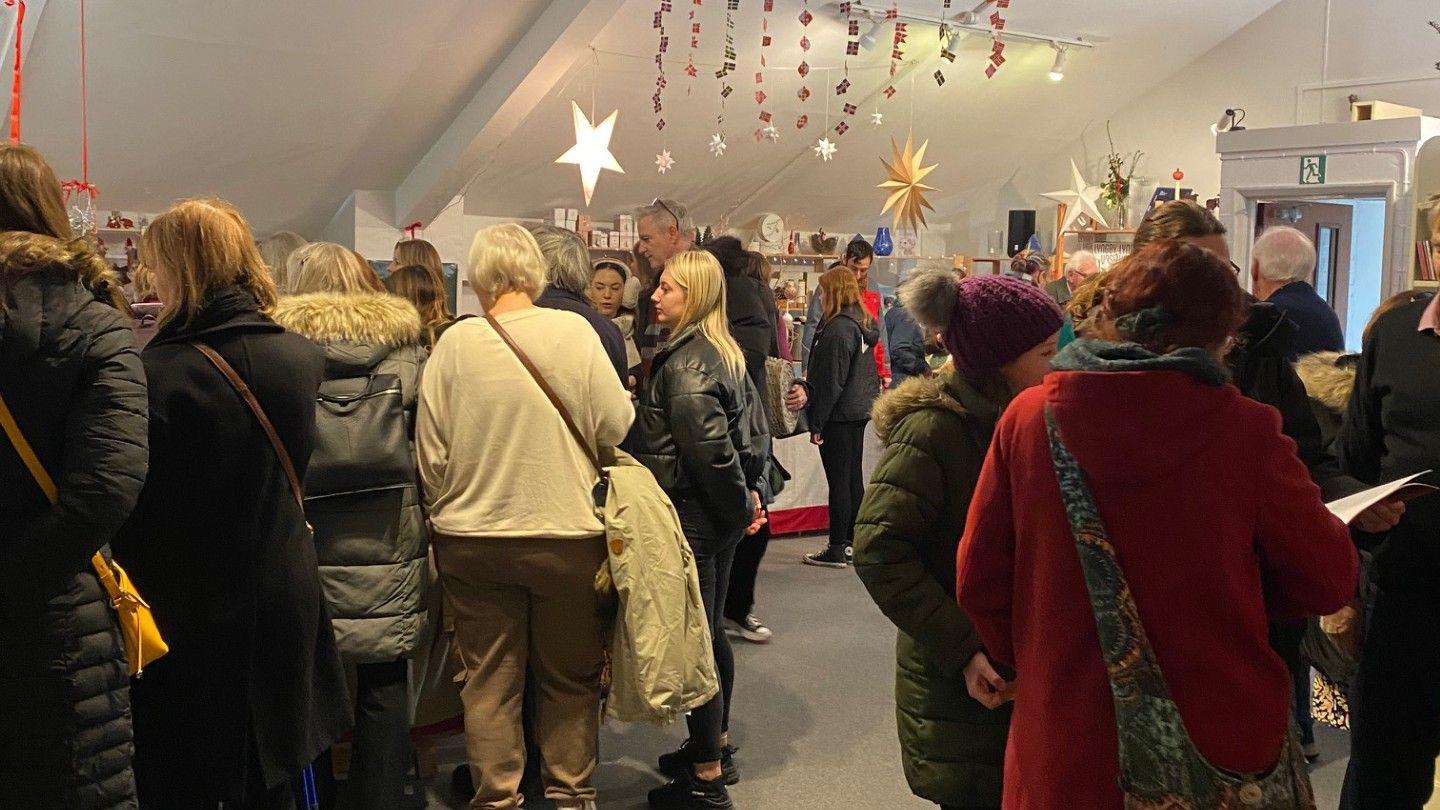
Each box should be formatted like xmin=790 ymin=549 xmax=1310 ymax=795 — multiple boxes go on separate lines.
xmin=368 ymin=259 xmax=460 ymax=312
xmin=1149 ymin=187 xmax=1196 ymax=209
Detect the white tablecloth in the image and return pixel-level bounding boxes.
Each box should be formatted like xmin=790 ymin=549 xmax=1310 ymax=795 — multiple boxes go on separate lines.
xmin=769 ymin=426 xmax=883 ymax=535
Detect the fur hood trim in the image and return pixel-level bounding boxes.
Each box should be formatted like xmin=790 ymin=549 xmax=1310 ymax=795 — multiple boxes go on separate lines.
xmin=1293 ymin=351 xmax=1358 ymax=413
xmin=271 ymin=292 xmax=422 ymax=347
xmin=871 ymin=375 xmax=968 ymax=445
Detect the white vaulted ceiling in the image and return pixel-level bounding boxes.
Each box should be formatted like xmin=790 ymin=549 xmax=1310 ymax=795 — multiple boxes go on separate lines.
xmin=13 ymin=0 xmax=1282 ymax=236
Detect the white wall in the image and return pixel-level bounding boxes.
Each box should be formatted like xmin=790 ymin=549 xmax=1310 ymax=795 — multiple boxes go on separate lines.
xmin=947 ymin=0 xmax=1440 ymax=254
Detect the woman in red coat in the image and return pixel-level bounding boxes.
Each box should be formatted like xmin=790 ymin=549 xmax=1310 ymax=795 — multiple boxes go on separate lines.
xmin=956 ymin=241 xmax=1357 ymax=809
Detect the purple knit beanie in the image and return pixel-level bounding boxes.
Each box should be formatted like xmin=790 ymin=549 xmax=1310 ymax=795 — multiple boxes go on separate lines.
xmin=899 ymin=270 xmax=1064 ymax=378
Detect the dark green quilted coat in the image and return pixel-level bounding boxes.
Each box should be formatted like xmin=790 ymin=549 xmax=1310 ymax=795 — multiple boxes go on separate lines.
xmin=853 ymin=373 xmax=1011 ymax=808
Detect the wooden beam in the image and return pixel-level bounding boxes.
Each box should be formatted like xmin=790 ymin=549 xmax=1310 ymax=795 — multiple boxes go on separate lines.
xmin=393 ymin=0 xmax=626 ymax=228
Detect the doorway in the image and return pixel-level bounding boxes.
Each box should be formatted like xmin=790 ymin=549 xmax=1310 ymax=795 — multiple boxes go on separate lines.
xmin=1253 ymin=197 xmax=1386 ymax=351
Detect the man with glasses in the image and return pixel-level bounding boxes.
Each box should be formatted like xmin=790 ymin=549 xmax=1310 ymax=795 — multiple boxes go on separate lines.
xmin=633 ymin=199 xmax=696 ymax=381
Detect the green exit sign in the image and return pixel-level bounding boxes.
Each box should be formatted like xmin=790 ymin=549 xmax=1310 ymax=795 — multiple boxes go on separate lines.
xmin=1300 ymin=155 xmax=1327 ymax=185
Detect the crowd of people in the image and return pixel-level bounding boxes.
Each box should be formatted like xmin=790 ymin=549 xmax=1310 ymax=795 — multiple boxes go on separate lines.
xmin=2 ymin=133 xmax=1439 ymax=810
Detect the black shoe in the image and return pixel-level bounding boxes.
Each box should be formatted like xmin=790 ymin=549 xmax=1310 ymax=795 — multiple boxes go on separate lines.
xmin=658 ymin=739 xmax=739 ymax=785
xmin=648 ymin=771 xmax=734 ymax=809
xmin=803 ymin=544 xmax=852 ymax=568
xmin=723 ymin=614 xmax=773 ymax=644
xmin=451 ymin=763 xmax=474 ymax=798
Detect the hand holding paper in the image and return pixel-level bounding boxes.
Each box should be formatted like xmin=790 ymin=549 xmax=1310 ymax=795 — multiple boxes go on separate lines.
xmin=1326 ymin=471 xmax=1437 ymax=526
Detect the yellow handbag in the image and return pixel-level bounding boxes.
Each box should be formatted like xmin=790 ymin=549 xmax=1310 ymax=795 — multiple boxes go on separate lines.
xmin=0 ymin=391 xmax=168 ymax=677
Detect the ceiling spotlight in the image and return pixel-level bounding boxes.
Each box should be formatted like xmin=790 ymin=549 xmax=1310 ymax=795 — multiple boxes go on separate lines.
xmin=944 ymin=29 xmax=964 ymax=53
xmin=954 ymin=0 xmax=991 ymax=26
xmin=1048 ymin=46 xmax=1069 ymax=81
xmin=858 ymin=17 xmax=883 ymax=50
xmin=1210 ymin=107 xmax=1247 ymax=135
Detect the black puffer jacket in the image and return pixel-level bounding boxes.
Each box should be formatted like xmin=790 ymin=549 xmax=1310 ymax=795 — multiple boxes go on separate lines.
xmin=634 ymin=327 xmax=770 ymax=538
xmin=0 ymin=262 xmax=148 ymax=809
xmin=807 ymin=305 xmax=882 ymax=429
xmin=1229 ymin=300 xmax=1361 ymax=500
xmin=270 ymin=292 xmax=430 ymax=663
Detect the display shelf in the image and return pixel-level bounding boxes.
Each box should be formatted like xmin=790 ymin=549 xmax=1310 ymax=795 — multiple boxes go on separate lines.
xmin=1063 ymin=228 xmax=1137 ymax=236
xmin=1413 ymin=279 xmax=1440 ymax=288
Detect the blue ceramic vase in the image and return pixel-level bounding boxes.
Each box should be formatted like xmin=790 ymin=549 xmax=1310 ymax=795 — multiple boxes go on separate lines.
xmin=873 ymin=227 xmax=893 ymax=257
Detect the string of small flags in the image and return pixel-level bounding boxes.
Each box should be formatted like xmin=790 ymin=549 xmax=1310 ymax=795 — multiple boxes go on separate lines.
xmin=653 ymin=0 xmax=674 ymax=173
xmin=754 ymin=0 xmax=777 ymax=142
xmin=935 ymin=0 xmax=953 ymax=86
xmin=985 ymin=0 xmax=1010 ymax=79
xmin=685 ymin=0 xmax=700 ymax=85
xmin=835 ymin=1 xmax=854 ymax=137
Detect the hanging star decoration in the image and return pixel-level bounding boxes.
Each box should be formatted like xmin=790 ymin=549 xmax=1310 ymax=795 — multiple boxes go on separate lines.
xmin=814 ymin=137 xmax=837 ymax=161
xmin=761 ymin=123 xmax=780 ymax=142
xmin=1042 ymin=159 xmax=1110 ymax=233
xmin=870 ymin=110 xmax=884 ymax=126
xmin=655 ymin=150 xmax=675 ymax=174
xmin=709 ymin=132 xmax=728 ymax=157
xmin=554 ymin=101 xmax=624 ymax=206
xmin=878 ymin=134 xmax=939 ymax=231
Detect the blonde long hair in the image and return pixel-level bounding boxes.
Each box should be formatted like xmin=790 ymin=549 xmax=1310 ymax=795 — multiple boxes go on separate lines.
xmin=139 ymin=198 xmax=277 ymax=327
xmin=665 ymin=250 xmax=745 ymax=379
xmin=288 ymin=242 xmax=385 ymax=294
xmin=819 ymin=266 xmax=873 ymax=327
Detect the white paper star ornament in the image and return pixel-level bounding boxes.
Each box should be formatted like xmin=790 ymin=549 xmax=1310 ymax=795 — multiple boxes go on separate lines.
xmin=709 ymin=133 xmax=728 ymax=157
xmin=554 ymin=101 xmax=624 ymax=206
xmin=870 ymin=110 xmax=884 ymax=126
xmin=1042 ymin=159 xmax=1109 ymax=233
xmin=655 ymin=150 xmax=675 ymax=174
xmin=814 ymin=137 xmax=837 ymax=161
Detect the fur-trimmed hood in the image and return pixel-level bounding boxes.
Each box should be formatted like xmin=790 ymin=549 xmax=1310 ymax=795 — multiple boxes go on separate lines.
xmin=271 ymin=291 xmax=422 ymax=347
xmin=1294 ymin=351 xmax=1358 ymax=414
xmin=872 ymin=374 xmax=969 ymax=446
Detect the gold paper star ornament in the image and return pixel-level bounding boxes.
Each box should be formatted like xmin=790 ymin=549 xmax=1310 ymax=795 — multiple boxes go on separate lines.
xmin=878 ymin=135 xmax=938 ymax=232
xmin=555 ymin=101 xmax=624 ymax=206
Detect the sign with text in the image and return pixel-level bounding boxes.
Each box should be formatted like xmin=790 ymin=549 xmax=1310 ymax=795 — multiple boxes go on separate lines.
xmin=1300 ymin=155 xmax=1327 ymax=185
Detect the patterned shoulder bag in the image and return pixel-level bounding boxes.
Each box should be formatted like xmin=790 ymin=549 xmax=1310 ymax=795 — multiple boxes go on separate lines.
xmin=1043 ymin=405 xmax=1316 ymax=809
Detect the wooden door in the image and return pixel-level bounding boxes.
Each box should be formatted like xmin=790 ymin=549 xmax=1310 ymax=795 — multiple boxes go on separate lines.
xmin=1256 ymin=201 xmax=1353 ymax=333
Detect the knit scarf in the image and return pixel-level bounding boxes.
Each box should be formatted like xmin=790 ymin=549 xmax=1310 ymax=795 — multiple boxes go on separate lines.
xmin=1051 ymin=338 xmax=1230 ymax=387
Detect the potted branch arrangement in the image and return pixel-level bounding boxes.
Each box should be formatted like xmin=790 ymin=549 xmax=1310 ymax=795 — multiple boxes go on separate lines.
xmin=1101 ymin=122 xmax=1142 ymax=229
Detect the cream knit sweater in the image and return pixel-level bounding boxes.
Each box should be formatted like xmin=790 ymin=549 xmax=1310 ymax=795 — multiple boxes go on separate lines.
xmin=417 ymin=307 xmax=635 ymax=538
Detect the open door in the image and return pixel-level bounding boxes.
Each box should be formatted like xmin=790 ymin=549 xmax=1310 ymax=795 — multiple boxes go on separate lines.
xmin=1256 ymin=201 xmax=1352 ymax=332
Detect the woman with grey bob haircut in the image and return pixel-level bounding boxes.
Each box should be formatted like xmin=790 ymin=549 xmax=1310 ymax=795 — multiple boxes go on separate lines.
xmin=530 ymin=224 xmax=629 ymax=381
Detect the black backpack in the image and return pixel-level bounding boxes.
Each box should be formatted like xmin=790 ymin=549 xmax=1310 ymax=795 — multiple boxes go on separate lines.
xmin=304 ymin=373 xmax=414 ymax=499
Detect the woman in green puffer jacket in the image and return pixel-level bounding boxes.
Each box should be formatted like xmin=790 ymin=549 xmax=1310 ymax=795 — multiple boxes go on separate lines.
xmin=853 ymin=268 xmax=1063 ymax=810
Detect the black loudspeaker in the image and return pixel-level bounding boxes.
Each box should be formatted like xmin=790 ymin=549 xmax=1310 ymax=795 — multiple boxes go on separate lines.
xmin=1007 ymin=209 xmax=1036 ymax=256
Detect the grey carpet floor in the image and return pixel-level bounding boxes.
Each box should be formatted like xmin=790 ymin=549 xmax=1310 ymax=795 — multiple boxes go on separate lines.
xmin=421 ymin=534 xmax=1352 ymax=809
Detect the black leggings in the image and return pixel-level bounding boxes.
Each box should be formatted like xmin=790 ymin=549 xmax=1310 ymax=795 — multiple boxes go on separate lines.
xmin=677 ymin=501 xmax=740 ymax=763
xmin=724 ymin=516 xmax=770 ymax=622
xmin=819 ymin=420 xmax=868 ymax=549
